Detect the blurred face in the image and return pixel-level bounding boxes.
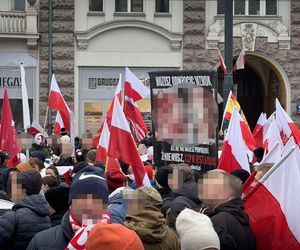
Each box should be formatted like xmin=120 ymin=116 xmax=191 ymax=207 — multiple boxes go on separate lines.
xmin=168 ymin=169 xmax=183 ymax=191
xmin=124 ymin=191 xmax=146 ymax=214
xmin=71 ymin=194 xmax=106 ymax=225
xmin=198 ymin=174 xmax=229 ymax=209
xmin=46 ymin=169 xmax=56 ymax=178
xmin=250 ymin=170 xmax=264 ymax=189
xmin=9 ymin=172 xmax=26 ymax=202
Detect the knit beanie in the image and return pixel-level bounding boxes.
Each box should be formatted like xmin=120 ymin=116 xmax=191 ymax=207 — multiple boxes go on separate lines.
xmin=16 ymin=162 xmax=33 ymax=173
xmin=86 ymin=223 xmax=144 ymax=250
xmin=86 ymin=149 xmax=97 ymax=163
xmin=45 ymin=186 xmax=69 ymax=212
xmin=21 ymin=170 xmax=42 ymax=196
xmin=176 ymin=208 xmax=220 ymax=250
xmin=30 ymin=151 xmax=45 ymax=163
xmin=69 ymin=166 xmax=108 ymax=204
xmin=155 ymin=165 xmax=172 ymax=189
xmin=105 ymin=168 xmax=126 ymax=194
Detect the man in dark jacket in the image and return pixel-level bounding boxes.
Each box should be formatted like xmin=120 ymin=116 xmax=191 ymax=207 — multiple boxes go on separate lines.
xmin=155 ymin=165 xmax=174 ymax=216
xmin=27 ymin=166 xmax=109 ymax=250
xmin=199 ymin=169 xmax=256 ymax=250
xmin=0 ymin=170 xmax=51 ymax=250
xmin=169 ymin=164 xmax=202 ymax=226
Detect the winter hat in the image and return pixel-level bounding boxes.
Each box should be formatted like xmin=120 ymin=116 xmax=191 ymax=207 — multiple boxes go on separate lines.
xmin=144 ymin=165 xmax=154 ymax=180
xmin=21 ymin=170 xmax=42 ymax=196
xmin=45 ymin=186 xmax=70 ymax=212
xmin=155 ymin=165 xmax=172 ymax=188
xmin=0 ymin=167 xmax=15 ymax=192
xmin=72 ymin=162 xmax=89 ymax=175
xmin=230 ymin=169 xmax=250 ymax=185
xmin=16 ymin=162 xmax=33 ymax=173
xmin=105 ymin=168 xmax=126 ymax=194
xmin=60 ymin=128 xmax=68 ymax=136
xmin=30 ymin=151 xmax=45 ymax=163
xmin=147 ymin=146 xmax=153 ymax=160
xmin=61 ymin=135 xmax=71 ymax=144
xmin=86 ymin=223 xmax=144 ymax=250
xmin=34 ymin=133 xmax=45 ymax=146
xmin=176 ymin=208 xmax=220 ymax=250
xmin=69 ymin=166 xmax=108 ymax=204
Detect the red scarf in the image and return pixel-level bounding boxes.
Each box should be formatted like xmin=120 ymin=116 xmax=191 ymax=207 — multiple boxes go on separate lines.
xmin=65 ymin=211 xmax=110 ymax=250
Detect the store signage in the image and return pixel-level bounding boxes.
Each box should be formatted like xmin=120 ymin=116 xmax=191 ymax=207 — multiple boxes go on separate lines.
xmin=0 ymin=76 xmax=21 ymax=87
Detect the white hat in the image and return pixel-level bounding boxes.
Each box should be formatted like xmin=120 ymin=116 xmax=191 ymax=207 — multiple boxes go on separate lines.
xmin=176 ymin=208 xmax=220 ymax=250
xmin=34 ymin=133 xmax=45 ymax=146
xmin=147 ymin=146 xmax=153 ymax=160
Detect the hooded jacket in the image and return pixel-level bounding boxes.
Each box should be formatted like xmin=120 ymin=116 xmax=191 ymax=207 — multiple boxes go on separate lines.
xmin=170 ymin=180 xmax=202 ymax=224
xmin=0 ymin=194 xmax=51 ymax=250
xmin=108 ymin=187 xmax=127 ymax=224
xmin=27 ymin=210 xmax=74 ymax=250
xmin=210 ymin=198 xmax=256 ymax=250
xmin=123 ymin=187 xmax=180 ymax=250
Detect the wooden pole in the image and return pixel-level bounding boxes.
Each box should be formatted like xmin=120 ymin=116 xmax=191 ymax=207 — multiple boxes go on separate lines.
xmin=44 ymin=106 xmax=49 ymax=131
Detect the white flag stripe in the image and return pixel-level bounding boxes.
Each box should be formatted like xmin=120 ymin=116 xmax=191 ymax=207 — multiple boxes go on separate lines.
xmin=20 ymin=64 xmax=31 ymax=130
xmin=111 ymin=96 xmax=131 ymax=133
xmin=125 ymin=67 xmax=150 ymax=99
xmin=264 ymin=146 xmax=300 ymax=242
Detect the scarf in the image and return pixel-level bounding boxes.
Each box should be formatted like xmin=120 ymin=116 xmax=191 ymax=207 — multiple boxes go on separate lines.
xmin=65 ymin=210 xmax=110 ymax=250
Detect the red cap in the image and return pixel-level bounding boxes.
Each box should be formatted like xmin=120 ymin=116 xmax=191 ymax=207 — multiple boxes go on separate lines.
xmin=105 ymin=168 xmax=126 ymax=194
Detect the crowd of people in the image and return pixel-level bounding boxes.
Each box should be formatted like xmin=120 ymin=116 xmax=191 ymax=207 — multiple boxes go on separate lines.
xmin=0 ymin=128 xmax=263 ymax=250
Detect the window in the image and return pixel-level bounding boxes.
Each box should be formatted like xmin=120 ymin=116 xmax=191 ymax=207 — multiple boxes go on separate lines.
xmin=266 ymin=0 xmax=277 ymax=15
xmin=156 ymin=0 xmax=169 ymax=13
xmin=89 ymin=0 xmax=103 ymax=11
xmin=12 ymin=0 xmax=25 ymax=11
xmin=115 ymin=0 xmax=143 ymax=12
xmin=217 ymin=0 xmax=277 ymax=15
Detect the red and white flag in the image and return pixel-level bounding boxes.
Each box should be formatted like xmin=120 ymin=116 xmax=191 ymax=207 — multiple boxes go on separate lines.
xmin=108 ymin=95 xmax=151 ymax=187
xmin=95 ymin=119 xmax=110 ymax=163
xmin=0 ymin=88 xmax=20 ymax=167
xmin=218 ymin=108 xmax=250 ymax=173
xmin=232 ymin=49 xmax=245 ymax=72
xmin=281 ymin=136 xmax=297 ymax=156
xmin=217 ymin=48 xmax=227 ymax=74
xmin=276 ymin=98 xmax=300 ymax=145
xmin=263 ymin=117 xmax=283 ymax=154
xmin=53 ymin=111 xmax=65 ymax=136
xmin=123 ymin=68 xmax=149 ymax=142
xmin=48 ymin=74 xmax=70 ymax=132
xmin=27 ymin=120 xmax=49 ymax=138
xmin=253 ymin=113 xmax=267 ymax=148
xmin=244 ymin=146 xmax=300 ymax=250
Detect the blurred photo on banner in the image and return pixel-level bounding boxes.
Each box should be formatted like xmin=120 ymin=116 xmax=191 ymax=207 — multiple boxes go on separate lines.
xmin=148 ymin=70 xmax=219 ymax=173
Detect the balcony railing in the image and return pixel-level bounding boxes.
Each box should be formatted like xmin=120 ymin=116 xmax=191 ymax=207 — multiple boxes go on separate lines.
xmin=0 ymin=11 xmax=25 ymax=33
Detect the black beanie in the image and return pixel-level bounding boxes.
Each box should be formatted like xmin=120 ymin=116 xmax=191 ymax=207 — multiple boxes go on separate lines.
xmin=45 ymin=186 xmax=70 ymax=212
xmin=230 ymin=169 xmax=250 ymax=185
xmin=21 ymin=170 xmax=42 ymax=196
xmin=155 ymin=166 xmax=173 ymax=189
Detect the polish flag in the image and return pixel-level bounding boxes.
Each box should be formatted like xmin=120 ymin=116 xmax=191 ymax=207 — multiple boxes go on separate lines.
xmin=108 ymin=95 xmax=151 ymax=187
xmin=217 ymin=48 xmax=227 ymax=74
xmin=218 ymin=108 xmax=250 ymax=173
xmin=243 ymin=146 xmax=300 ymax=250
xmin=48 ymin=74 xmax=70 ymax=132
xmin=20 ymin=63 xmax=31 ymax=131
xmin=253 ymin=113 xmax=267 ymax=148
xmin=281 ymin=136 xmax=297 ymax=156
xmin=27 ymin=120 xmax=49 ymax=138
xmin=53 ymin=111 xmax=65 ymax=136
xmin=0 ymin=89 xmax=20 ymax=167
xmin=276 ymin=99 xmax=300 ymax=145
xmin=232 ymin=49 xmax=245 ymax=72
xmin=123 ymin=68 xmax=149 ymax=142
xmin=263 ymin=117 xmax=283 ymax=154
xmin=95 ymin=119 xmax=110 ymax=163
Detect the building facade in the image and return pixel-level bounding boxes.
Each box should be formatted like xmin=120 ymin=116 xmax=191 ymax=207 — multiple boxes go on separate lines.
xmin=0 ymin=0 xmax=299 ymax=135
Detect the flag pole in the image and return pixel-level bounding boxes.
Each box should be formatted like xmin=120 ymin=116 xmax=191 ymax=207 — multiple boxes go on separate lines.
xmin=220 ymin=90 xmax=232 ymax=131
xmin=44 ymin=106 xmax=49 ymax=131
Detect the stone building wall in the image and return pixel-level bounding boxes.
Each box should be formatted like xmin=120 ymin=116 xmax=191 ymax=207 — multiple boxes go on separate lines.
xmin=183 ymin=0 xmax=300 ymax=125
xmin=39 ymin=0 xmax=75 ymax=129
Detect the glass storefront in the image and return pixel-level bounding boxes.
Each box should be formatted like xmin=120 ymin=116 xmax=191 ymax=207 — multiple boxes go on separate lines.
xmin=79 ymin=67 xmax=177 ymax=135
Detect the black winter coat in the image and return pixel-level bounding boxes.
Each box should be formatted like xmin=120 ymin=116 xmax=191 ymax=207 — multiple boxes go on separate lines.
xmin=157 ymin=187 xmax=174 ymax=216
xmin=27 ymin=210 xmax=74 ymax=250
xmin=210 ymin=198 xmax=256 ymax=250
xmin=0 ymin=194 xmax=51 ymax=250
xmin=50 ymin=209 xmax=68 ymax=227
xmin=170 ymin=181 xmax=202 ymax=224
